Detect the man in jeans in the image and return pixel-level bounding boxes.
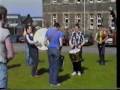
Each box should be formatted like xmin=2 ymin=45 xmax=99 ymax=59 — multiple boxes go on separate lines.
xmin=0 ymin=6 xmax=14 ymax=89
xmin=45 ymin=23 xmax=63 ymax=86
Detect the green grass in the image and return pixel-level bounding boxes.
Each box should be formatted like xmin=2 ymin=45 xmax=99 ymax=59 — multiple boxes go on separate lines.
xmin=8 ymin=52 xmax=116 ymax=89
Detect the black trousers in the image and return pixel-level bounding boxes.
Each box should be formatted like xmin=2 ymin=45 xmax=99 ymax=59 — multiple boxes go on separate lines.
xmin=79 ymin=47 xmax=83 ymax=60
xmin=98 ymin=43 xmax=105 ymax=63
xmin=72 ymin=61 xmax=81 ymax=72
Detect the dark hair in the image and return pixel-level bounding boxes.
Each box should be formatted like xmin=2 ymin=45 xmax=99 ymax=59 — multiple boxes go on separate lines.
xmin=0 ymin=5 xmax=7 ymax=21
xmin=75 ymin=23 xmax=80 ymax=28
xmin=25 ymin=25 xmax=35 ymax=33
xmin=54 ymin=22 xmax=60 ymax=28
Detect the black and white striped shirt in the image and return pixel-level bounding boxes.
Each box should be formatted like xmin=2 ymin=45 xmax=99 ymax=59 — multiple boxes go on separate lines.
xmin=70 ymin=31 xmax=85 ymax=48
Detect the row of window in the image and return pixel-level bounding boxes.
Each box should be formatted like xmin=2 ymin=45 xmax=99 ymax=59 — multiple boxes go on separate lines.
xmin=51 ymin=13 xmax=103 ymax=29
xmin=51 ymin=0 xmax=116 ymax=4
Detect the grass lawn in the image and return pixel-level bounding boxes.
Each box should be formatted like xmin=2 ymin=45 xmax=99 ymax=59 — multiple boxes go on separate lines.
xmin=8 ymin=52 xmax=116 ymax=89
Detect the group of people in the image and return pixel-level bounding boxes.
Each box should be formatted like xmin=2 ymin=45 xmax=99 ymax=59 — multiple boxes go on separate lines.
xmin=0 ymin=5 xmax=109 ymax=89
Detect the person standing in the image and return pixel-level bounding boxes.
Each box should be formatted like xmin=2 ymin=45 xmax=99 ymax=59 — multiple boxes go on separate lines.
xmin=59 ymin=29 xmax=64 ymax=71
xmin=94 ymin=25 xmax=108 ymax=65
xmin=25 ymin=25 xmax=39 ymax=77
xmin=0 ymin=5 xmax=14 ymax=90
xmin=69 ymin=23 xmax=85 ymax=76
xmin=45 ymin=23 xmax=63 ymax=86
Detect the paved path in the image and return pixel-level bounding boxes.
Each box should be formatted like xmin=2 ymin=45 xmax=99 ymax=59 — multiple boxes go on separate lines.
xmin=13 ymin=43 xmax=116 ymax=55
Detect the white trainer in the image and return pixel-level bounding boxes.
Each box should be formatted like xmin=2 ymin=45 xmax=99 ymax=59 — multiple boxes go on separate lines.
xmin=71 ymin=71 xmax=77 ymax=76
xmin=77 ymin=71 xmax=81 ymax=76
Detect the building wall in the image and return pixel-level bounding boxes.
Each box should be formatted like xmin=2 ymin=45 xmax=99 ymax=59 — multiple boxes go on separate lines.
xmin=43 ymin=0 xmax=116 ymax=33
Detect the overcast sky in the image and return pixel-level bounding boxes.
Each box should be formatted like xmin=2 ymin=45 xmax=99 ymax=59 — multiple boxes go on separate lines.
xmin=0 ymin=0 xmax=43 ymax=17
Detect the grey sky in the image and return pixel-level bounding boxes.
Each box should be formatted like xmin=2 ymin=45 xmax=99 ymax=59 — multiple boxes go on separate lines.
xmin=0 ymin=0 xmax=43 ymax=17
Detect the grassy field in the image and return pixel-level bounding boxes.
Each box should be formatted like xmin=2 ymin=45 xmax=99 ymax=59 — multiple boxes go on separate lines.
xmin=8 ymin=52 xmax=116 ymax=89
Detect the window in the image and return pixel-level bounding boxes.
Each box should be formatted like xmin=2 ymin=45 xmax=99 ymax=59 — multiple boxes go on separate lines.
xmin=63 ymin=0 xmax=69 ymax=3
xmin=76 ymin=0 xmax=81 ymax=4
xmin=51 ymin=14 xmax=57 ymax=26
xmin=63 ymin=14 xmax=69 ymax=29
xmin=52 ymin=0 xmax=57 ymax=4
xmin=111 ymin=0 xmax=116 ymax=2
xmin=75 ymin=14 xmax=81 ymax=24
xmin=108 ymin=15 xmax=115 ymax=30
xmin=96 ymin=0 xmax=102 ymax=3
xmin=97 ymin=13 xmax=102 ymax=28
xmin=89 ymin=0 xmax=94 ymax=3
xmin=89 ymin=14 xmax=94 ymax=29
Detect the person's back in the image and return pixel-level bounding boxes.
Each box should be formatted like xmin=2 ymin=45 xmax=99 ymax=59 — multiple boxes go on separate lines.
xmin=46 ymin=27 xmax=62 ymax=49
xmin=45 ymin=23 xmax=62 ymax=86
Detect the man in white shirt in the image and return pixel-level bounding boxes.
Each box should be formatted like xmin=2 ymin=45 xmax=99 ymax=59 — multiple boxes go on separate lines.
xmin=0 ymin=5 xmax=14 ymax=90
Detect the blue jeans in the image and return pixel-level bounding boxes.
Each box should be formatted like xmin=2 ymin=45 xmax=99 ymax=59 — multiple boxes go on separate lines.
xmin=48 ymin=48 xmax=60 ymax=85
xmin=24 ymin=44 xmax=30 ymax=65
xmin=98 ymin=43 xmax=105 ymax=62
xmin=0 ymin=63 xmax=7 ymax=89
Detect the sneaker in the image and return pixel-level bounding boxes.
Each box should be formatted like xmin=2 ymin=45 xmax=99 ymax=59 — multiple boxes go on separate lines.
xmin=56 ymin=83 xmax=61 ymax=86
xmin=71 ymin=71 xmax=77 ymax=76
xmin=50 ymin=83 xmax=61 ymax=87
xmin=77 ymin=71 xmax=81 ymax=76
xmin=32 ymin=75 xmax=39 ymax=77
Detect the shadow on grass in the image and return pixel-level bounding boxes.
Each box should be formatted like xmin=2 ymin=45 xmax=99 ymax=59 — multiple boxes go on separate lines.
xmin=8 ymin=64 xmax=21 ymax=69
xmin=97 ymin=60 xmax=112 ymax=63
xmin=81 ymin=66 xmax=88 ymax=74
xmin=59 ymin=74 xmax=71 ymax=83
xmin=37 ymin=68 xmax=48 ymax=75
xmin=39 ymin=59 xmax=45 ymax=63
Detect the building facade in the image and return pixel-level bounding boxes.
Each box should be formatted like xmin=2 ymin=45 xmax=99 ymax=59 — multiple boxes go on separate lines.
xmin=43 ymin=0 xmax=116 ymax=33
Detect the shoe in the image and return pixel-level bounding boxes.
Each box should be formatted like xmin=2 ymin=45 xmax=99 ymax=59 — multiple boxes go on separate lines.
xmin=56 ymin=83 xmax=61 ymax=86
xmin=99 ymin=61 xmax=105 ymax=65
xmin=32 ymin=74 xmax=39 ymax=77
xmin=71 ymin=71 xmax=77 ymax=76
xmin=50 ymin=83 xmax=61 ymax=87
xmin=77 ymin=71 xmax=81 ymax=76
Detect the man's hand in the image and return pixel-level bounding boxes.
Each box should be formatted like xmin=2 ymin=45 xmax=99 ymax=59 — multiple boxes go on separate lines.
xmin=78 ymin=45 xmax=82 ymax=49
xmin=35 ymin=41 xmax=42 ymax=47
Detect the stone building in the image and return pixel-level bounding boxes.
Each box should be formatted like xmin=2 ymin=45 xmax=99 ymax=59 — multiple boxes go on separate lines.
xmin=43 ymin=0 xmax=116 ymax=33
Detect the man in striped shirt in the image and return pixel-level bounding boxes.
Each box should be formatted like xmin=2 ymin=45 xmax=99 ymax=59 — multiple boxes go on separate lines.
xmin=69 ymin=23 xmax=85 ymax=76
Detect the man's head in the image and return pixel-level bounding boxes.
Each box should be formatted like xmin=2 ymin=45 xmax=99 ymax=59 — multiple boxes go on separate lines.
xmin=0 ymin=5 xmax=7 ymax=22
xmin=54 ymin=22 xmax=60 ymax=28
xmin=75 ymin=23 xmax=80 ymax=31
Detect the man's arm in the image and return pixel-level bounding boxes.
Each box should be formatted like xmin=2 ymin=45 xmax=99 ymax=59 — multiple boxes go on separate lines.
xmin=69 ymin=35 xmax=74 ymax=48
xmin=78 ymin=34 xmax=85 ymax=49
xmin=94 ymin=33 xmax=99 ymax=43
xmin=26 ymin=35 xmax=36 ymax=44
xmin=59 ymin=37 xmax=63 ymax=50
xmin=5 ymin=36 xmax=14 ymax=61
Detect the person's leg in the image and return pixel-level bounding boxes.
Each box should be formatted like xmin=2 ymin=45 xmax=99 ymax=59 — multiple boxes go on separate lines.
xmin=32 ymin=65 xmax=38 ymax=76
xmin=72 ymin=62 xmax=76 ymax=72
xmin=25 ymin=44 xmax=29 ymax=65
xmin=59 ymin=55 xmax=64 ymax=70
xmin=71 ymin=62 xmax=78 ymax=76
xmin=76 ymin=61 xmax=82 ymax=76
xmin=79 ymin=47 xmax=83 ymax=61
xmin=31 ymin=48 xmax=39 ymax=76
xmin=101 ymin=44 xmax=105 ymax=64
xmin=51 ymin=48 xmax=60 ymax=85
xmin=98 ymin=44 xmax=102 ymax=63
xmin=48 ymin=48 xmax=54 ymax=84
xmin=0 ymin=63 xmax=7 ymax=90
